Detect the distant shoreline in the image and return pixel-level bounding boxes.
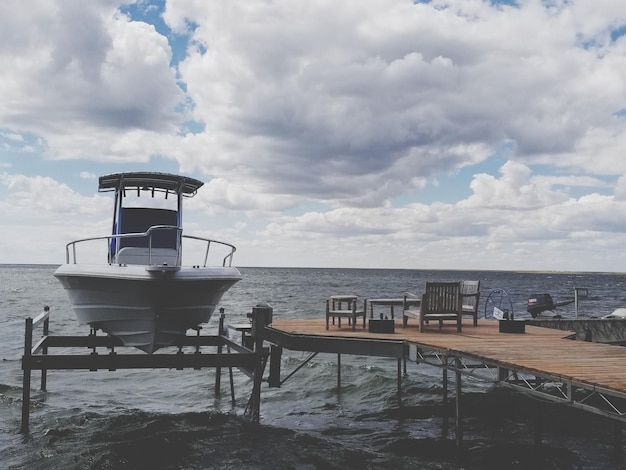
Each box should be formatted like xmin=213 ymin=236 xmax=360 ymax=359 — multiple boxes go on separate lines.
xmin=0 ymin=264 xmax=624 ymax=275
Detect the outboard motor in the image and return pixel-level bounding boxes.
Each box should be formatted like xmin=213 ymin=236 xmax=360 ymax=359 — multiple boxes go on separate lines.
xmin=527 ymin=294 xmax=555 ymax=318
xmin=527 ymin=293 xmax=574 ymax=318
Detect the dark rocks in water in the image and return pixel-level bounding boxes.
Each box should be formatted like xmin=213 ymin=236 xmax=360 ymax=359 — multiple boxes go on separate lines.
xmin=13 ymin=389 xmax=623 ymax=470
xmin=384 ymin=438 xmax=582 ymax=469
xmin=466 ymin=442 xmax=581 ymax=469
xmin=384 ymin=437 xmax=456 ymax=459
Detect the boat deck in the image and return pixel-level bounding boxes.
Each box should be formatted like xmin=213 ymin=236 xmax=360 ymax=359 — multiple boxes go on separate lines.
xmin=266 ymin=318 xmax=626 ymax=421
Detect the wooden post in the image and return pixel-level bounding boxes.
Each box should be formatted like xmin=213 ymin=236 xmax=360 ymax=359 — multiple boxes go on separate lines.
xmin=20 ymin=317 xmax=33 ymax=434
xmin=268 ymin=345 xmax=282 ymax=388
xmin=249 ymin=304 xmax=271 ymax=422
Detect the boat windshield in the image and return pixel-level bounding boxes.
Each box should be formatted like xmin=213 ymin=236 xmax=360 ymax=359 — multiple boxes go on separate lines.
xmin=103 ymin=173 xmax=202 ymax=262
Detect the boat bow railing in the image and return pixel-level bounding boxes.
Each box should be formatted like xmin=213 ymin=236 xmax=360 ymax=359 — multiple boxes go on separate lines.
xmin=65 ymin=226 xmax=237 ymax=267
xmin=182 ymin=234 xmax=237 ymax=268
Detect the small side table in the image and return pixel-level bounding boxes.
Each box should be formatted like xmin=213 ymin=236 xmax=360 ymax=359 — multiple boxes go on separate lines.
xmin=368 ymin=298 xmax=421 ymax=319
xmin=228 ymin=323 xmax=253 ymax=349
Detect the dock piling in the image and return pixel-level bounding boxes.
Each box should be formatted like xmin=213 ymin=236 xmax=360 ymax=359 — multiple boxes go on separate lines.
xmin=396 ymin=357 xmax=402 ymax=407
xmin=247 ymin=303 xmax=272 ymax=422
xmin=21 ymin=306 xmax=51 ymax=434
xmin=20 ymin=317 xmax=33 ymax=434
xmin=40 ymin=307 xmax=49 ymax=391
xmin=455 ymin=357 xmax=463 ymax=464
xmin=337 ymin=354 xmax=341 ymax=389
xmin=534 ymin=401 xmax=543 ymax=447
xmin=215 ymin=309 xmax=225 ymax=396
xmin=613 ymin=422 xmax=623 ymax=464
xmin=268 ymin=345 xmax=282 ymax=388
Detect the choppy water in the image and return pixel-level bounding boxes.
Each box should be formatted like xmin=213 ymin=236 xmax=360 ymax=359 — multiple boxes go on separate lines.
xmin=1 ymin=265 xmax=626 ymax=469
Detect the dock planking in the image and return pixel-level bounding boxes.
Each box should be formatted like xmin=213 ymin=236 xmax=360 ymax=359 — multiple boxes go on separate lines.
xmin=265 ymin=315 xmax=626 ymax=460
xmin=268 ymin=318 xmax=626 ymax=394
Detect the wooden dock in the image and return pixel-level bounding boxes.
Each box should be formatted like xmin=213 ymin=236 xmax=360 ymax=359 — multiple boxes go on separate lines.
xmin=265 ymin=318 xmax=626 ymax=424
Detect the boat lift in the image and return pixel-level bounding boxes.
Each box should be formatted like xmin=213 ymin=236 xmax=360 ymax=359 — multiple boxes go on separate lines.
xmin=20 ymin=305 xmax=273 ymax=434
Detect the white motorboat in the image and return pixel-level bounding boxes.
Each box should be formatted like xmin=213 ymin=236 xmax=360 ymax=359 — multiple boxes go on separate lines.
xmin=604 ymin=308 xmax=626 ymax=319
xmin=54 ymin=172 xmax=242 ymax=353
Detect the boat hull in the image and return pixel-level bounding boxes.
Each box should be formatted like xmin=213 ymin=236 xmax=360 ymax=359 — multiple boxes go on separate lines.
xmin=54 ymin=264 xmax=241 ymax=353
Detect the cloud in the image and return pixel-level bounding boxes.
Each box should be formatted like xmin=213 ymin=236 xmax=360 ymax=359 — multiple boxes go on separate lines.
xmin=464 ymin=160 xmax=569 ymax=210
xmin=249 ymin=159 xmax=626 ymax=269
xmin=161 ymin=0 xmax=626 ymax=208
xmin=0 ymin=173 xmax=111 ymax=263
xmin=190 ymin=177 xmax=298 ymax=214
xmin=2 ymin=0 xmax=626 ymax=270
xmin=0 ymin=173 xmax=109 ymax=216
xmin=4 ymin=0 xmax=626 ymax=199
xmin=1 ymin=0 xmax=184 ymax=160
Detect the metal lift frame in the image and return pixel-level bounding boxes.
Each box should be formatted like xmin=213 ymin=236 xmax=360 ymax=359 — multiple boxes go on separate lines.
xmin=20 ymin=306 xmax=272 ymax=434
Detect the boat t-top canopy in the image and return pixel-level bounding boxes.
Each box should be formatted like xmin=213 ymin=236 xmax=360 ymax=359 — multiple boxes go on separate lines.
xmin=98 ymin=172 xmax=204 ymax=197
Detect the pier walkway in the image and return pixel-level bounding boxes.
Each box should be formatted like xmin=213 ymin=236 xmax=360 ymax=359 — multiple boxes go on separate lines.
xmin=265 ymin=318 xmax=626 ymax=424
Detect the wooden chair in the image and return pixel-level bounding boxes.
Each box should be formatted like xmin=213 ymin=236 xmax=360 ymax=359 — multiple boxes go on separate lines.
xmin=460 ymin=280 xmax=480 ymax=326
xmin=417 ymin=282 xmax=462 ymax=332
xmin=326 ymin=295 xmax=366 ymax=331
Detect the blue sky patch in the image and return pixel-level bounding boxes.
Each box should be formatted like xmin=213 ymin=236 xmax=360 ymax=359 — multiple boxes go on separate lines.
xmin=611 ymin=25 xmax=626 ymax=42
xmin=120 ymin=0 xmax=191 ymax=67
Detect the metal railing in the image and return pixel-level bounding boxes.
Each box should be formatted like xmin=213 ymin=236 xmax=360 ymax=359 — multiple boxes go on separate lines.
xmin=182 ymin=234 xmax=237 ymax=268
xmin=64 ymin=226 xmax=237 ymax=267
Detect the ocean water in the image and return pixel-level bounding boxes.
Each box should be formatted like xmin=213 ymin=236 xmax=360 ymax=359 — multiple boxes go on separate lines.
xmin=1 ymin=265 xmax=626 ymax=469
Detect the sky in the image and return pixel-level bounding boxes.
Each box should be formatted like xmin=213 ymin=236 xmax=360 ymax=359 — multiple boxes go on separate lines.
xmin=1 ymin=0 xmax=626 ymax=272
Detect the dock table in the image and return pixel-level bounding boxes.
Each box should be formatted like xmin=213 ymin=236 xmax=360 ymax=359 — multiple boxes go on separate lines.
xmin=368 ymin=297 xmax=421 ymax=319
xmin=228 ymin=323 xmax=253 ymax=348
